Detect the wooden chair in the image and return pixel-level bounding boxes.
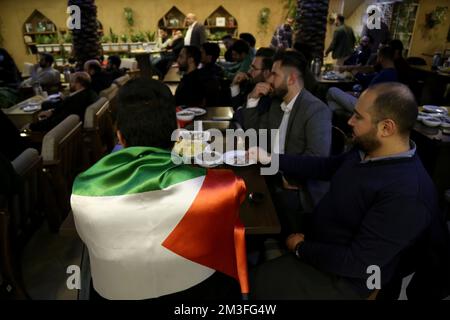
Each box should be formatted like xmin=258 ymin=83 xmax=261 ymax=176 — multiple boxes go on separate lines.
xmin=0 ymin=148 xmax=43 ymax=299
xmin=113 ymin=74 xmax=131 ymax=87
xmin=99 ymin=83 xmax=119 ymax=102
xmin=83 ymin=97 xmax=115 ymax=166
xmin=41 ymin=115 xmax=82 ymax=232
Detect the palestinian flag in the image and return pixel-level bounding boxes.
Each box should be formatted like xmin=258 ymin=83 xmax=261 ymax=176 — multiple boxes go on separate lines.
xmin=71 ymin=147 xmax=248 ymax=300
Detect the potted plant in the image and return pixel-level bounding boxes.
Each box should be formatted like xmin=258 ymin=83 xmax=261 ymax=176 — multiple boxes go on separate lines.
xmin=101 ymin=35 xmax=111 ymax=51
xmin=120 ymin=34 xmax=129 ymax=51
xmin=63 ymin=32 xmax=73 ymax=53
xmin=50 ymin=34 xmax=61 ymax=52
xmin=109 ymin=28 xmax=120 ymax=51
xmin=130 ymin=32 xmax=142 ymax=50
xmin=35 ymin=35 xmax=46 ymax=52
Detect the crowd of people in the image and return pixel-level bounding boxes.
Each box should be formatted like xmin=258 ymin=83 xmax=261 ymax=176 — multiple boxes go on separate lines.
xmin=1 ymin=10 xmax=449 ymax=301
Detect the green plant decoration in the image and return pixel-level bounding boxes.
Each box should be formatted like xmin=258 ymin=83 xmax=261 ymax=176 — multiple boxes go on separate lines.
xmin=109 ymin=28 xmax=119 ymax=43
xmin=124 ymin=7 xmax=134 ymax=28
xmin=425 ymin=6 xmax=448 ymax=29
xmin=258 ymin=8 xmax=271 ymax=34
xmin=120 ymin=34 xmax=128 ymax=43
xmin=145 ymin=31 xmax=156 ymax=42
xmin=101 ymin=35 xmax=110 ymax=43
xmin=63 ymin=32 xmax=72 ymax=44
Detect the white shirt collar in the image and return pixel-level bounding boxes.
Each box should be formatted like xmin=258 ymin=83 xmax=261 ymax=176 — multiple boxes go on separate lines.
xmin=280 ymin=92 xmax=299 ymax=113
xmin=189 ymin=21 xmax=197 ymax=29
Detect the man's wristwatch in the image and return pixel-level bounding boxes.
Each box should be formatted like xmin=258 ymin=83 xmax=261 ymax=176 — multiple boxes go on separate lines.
xmin=294 ymin=241 xmax=305 ymax=259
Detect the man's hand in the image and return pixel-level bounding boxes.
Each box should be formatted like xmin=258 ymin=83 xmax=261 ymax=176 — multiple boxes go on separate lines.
xmin=232 ymin=72 xmax=249 ymax=85
xmin=248 ymin=146 xmax=271 ymax=164
xmin=38 ymin=109 xmax=53 ymax=120
xmin=248 ymin=82 xmax=272 ymax=100
xmin=286 ymin=233 xmax=305 ymax=252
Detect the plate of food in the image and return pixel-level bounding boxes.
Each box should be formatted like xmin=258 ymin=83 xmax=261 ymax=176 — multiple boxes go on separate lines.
xmin=172 ymin=138 xmax=207 ymax=159
xmin=21 ymin=103 xmax=41 ymax=112
xmin=223 ymin=150 xmax=256 ymax=167
xmin=185 ymin=107 xmax=207 ymax=117
xmin=195 ymin=149 xmax=223 ymax=168
xmin=423 ymin=105 xmax=448 ymax=114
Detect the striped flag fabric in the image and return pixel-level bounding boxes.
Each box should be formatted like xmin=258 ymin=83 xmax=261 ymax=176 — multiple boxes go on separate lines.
xmin=71 ymin=146 xmax=248 ymax=300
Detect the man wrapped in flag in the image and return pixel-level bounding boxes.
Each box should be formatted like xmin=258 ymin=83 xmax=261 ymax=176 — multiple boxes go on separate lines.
xmin=71 ymin=78 xmax=248 ymax=300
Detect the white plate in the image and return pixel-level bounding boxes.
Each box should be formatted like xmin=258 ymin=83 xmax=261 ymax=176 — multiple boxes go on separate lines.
xmin=423 ymin=105 xmax=448 ymax=114
xmin=185 ymin=107 xmax=207 ymax=116
xmin=22 ymin=105 xmax=40 ymax=112
xmin=223 ymin=150 xmax=256 ymax=167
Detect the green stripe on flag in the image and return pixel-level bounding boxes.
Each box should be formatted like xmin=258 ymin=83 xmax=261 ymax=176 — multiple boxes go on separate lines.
xmin=72 ymin=147 xmax=206 ymax=197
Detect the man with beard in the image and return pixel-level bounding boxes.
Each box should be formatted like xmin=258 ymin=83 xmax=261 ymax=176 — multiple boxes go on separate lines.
xmin=242 ymin=50 xmax=331 ymax=234
xmin=29 ymin=72 xmax=98 ymax=132
xmin=230 ymin=47 xmax=275 ymax=110
xmin=248 ymin=83 xmax=444 ymax=299
xmin=21 ymin=53 xmax=60 ymax=89
xmin=175 ymin=45 xmax=213 ymax=107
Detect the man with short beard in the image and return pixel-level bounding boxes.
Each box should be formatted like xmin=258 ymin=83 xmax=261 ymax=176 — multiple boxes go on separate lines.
xmin=242 ymin=50 xmax=331 ymax=233
xmin=248 ymin=83 xmax=447 ymax=299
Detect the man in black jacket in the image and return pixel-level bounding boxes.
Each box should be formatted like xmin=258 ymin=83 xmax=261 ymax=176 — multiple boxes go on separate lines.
xmin=184 ymin=13 xmax=206 ymax=49
xmin=29 ymin=72 xmax=98 ymax=132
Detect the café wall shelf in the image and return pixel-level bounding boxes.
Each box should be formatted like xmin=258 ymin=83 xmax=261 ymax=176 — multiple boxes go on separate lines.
xmin=158 ymin=6 xmax=187 ymax=32
xmin=23 ymin=10 xmax=57 ymax=55
xmin=204 ymin=6 xmax=238 ymax=40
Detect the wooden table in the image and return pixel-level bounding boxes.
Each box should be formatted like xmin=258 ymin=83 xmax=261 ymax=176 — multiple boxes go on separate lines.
xmin=233 ymin=165 xmax=280 ymax=235
xmin=199 ymin=107 xmax=234 ymax=121
xmin=2 ymin=95 xmax=44 ymax=129
xmin=411 ymin=66 xmax=450 ymax=105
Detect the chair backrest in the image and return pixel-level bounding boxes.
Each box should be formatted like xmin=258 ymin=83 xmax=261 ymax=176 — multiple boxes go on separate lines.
xmin=83 ymin=97 xmax=115 ymax=164
xmin=41 ymin=115 xmax=82 ymax=231
xmin=120 ymin=58 xmax=138 ymax=71
xmin=21 ymin=63 xmax=34 ymax=78
xmin=99 ymin=83 xmax=119 ymax=102
xmin=113 ymin=74 xmax=131 ymax=87
xmin=331 ymin=126 xmax=349 ymax=156
xmin=84 ymin=97 xmax=108 ymax=130
xmin=406 ymin=56 xmax=427 ymax=66
xmin=0 ymin=148 xmax=43 ymax=299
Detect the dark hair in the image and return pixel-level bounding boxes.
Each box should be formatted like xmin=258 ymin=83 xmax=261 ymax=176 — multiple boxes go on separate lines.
xmin=41 ymin=53 xmax=54 ymax=65
xmin=369 ymin=82 xmax=418 ymax=136
xmin=273 ymin=50 xmax=307 ymax=79
xmin=239 ymin=33 xmax=256 ymax=48
xmin=337 ymin=14 xmax=345 ymax=24
xmin=255 ymin=47 xmax=276 ymax=71
xmin=117 ymin=78 xmax=177 ymax=149
xmin=388 ymin=39 xmax=404 ymax=54
xmin=202 ymin=42 xmax=220 ymax=63
xmin=221 ymin=34 xmax=233 ymax=41
xmin=182 ymin=45 xmax=201 ymax=66
xmin=108 ymin=55 xmax=122 ymax=69
xmin=378 ymin=45 xmax=395 ymax=61
xmin=230 ymin=39 xmax=250 ymax=55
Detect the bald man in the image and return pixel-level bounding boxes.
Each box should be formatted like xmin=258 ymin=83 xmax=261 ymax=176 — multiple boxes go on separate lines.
xmin=184 ymin=13 xmax=206 ymax=48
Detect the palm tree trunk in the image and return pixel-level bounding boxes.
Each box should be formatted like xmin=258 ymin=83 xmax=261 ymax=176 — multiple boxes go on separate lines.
xmin=295 ymin=0 xmax=329 ymax=62
xmin=68 ymin=0 xmax=101 ymax=70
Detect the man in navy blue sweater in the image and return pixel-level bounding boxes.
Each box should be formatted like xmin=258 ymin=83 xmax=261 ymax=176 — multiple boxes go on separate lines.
xmin=248 ymin=82 xmax=443 ymax=299
xmin=327 ymin=45 xmax=398 ymax=117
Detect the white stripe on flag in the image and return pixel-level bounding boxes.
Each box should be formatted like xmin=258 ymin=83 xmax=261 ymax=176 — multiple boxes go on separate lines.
xmin=71 ymin=175 xmax=215 ymax=300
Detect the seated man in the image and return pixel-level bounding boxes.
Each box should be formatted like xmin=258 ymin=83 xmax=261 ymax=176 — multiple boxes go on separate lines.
xmin=21 ymin=53 xmax=60 ymax=89
xmin=105 ymin=55 xmax=125 ymax=81
xmin=224 ymin=40 xmax=252 ymax=81
xmin=344 ymin=35 xmax=372 ymax=66
xmin=71 ymin=78 xmax=248 ymax=300
xmin=242 ymin=50 xmax=332 ymax=232
xmin=175 ymin=45 xmax=220 ymax=107
xmin=84 ymin=59 xmax=113 ymax=94
xmin=29 ymin=72 xmax=98 ymax=132
xmin=199 ymin=42 xmax=224 ymax=80
xmin=230 ymin=47 xmax=275 ymax=111
xmin=249 ymin=83 xmax=445 ymax=299
xmin=327 ymin=45 xmax=398 ymax=116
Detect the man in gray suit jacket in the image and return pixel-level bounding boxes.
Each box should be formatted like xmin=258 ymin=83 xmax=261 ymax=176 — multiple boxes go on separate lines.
xmin=242 ymin=50 xmax=332 ymax=233
xmin=184 ymin=13 xmax=206 ymax=49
